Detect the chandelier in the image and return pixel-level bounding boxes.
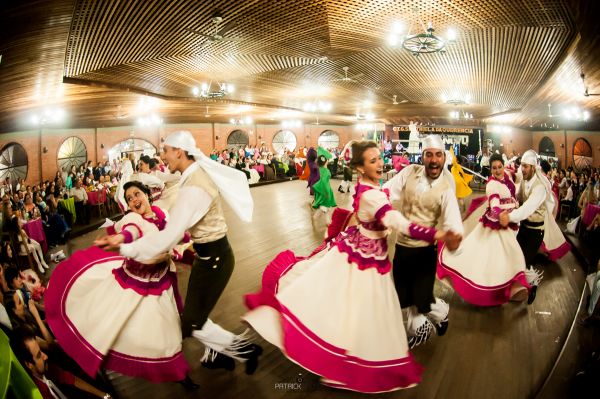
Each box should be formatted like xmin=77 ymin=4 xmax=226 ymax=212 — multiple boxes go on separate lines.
xmin=442 ymin=92 xmax=471 ymax=105
xmin=30 ymin=107 xmax=66 ymax=126
xmin=192 ymin=81 xmax=234 ymax=99
xmin=229 ymin=116 xmax=253 ymax=125
xmin=561 ymin=106 xmax=590 ymax=122
xmin=449 ymin=110 xmax=473 ymax=120
xmin=387 ymin=8 xmax=456 ymax=56
xmin=303 ymin=100 xmax=332 ymax=113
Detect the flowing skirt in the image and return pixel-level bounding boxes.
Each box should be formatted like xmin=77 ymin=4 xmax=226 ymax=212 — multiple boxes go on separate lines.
xmin=438 ymin=223 xmax=531 ymax=306
xmin=244 ymin=244 xmax=422 ymax=393
xmin=540 ymin=211 xmax=571 ymax=261
xmin=45 ymin=246 xmax=188 ymax=382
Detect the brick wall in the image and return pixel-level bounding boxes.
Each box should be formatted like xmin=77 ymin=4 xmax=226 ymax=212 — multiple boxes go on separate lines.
xmin=532 ymin=130 xmax=600 ymax=168
xmin=0 ymin=123 xmax=362 ymax=185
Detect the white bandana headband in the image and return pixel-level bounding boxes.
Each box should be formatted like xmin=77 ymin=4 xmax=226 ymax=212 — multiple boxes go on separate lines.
xmin=164 ymin=131 xmax=254 ymax=222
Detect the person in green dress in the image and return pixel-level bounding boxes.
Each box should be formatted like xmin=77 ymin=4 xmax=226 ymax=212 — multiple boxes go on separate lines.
xmin=312 ymin=147 xmax=337 ymax=223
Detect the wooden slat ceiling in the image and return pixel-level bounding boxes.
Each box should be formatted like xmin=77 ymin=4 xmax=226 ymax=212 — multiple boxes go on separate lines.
xmin=1 ymin=0 xmax=599 ymax=132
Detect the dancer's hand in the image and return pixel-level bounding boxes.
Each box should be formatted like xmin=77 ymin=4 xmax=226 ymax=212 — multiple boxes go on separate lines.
xmin=441 ymin=230 xmax=462 ymax=251
xmin=435 ymin=230 xmax=460 ymax=250
xmin=94 ymin=234 xmax=124 ymax=251
xmin=499 ymin=211 xmax=510 ymax=227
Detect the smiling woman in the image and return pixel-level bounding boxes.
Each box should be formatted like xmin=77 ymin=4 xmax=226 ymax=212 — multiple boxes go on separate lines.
xmin=45 ymin=180 xmax=191 ymax=383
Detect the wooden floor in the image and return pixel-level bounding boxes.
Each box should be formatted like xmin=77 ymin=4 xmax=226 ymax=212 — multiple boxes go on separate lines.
xmin=62 ymin=179 xmax=586 ymax=399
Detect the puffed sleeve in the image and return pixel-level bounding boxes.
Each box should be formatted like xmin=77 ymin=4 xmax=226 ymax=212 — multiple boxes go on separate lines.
xmin=113 ymin=212 xmax=144 ymax=243
xmin=361 ymin=189 xmax=438 ymax=243
xmin=485 ymin=179 xmax=503 ymax=218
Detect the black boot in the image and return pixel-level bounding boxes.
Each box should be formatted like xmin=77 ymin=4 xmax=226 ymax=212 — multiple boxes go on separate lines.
xmin=435 ymin=319 xmax=449 ymax=336
xmin=179 ymin=375 xmax=200 ymax=390
xmin=237 ymin=343 xmax=263 ymax=375
xmin=527 ymin=285 xmax=537 ymax=305
xmin=201 ymin=352 xmax=235 ymax=371
xmin=338 ymin=185 xmax=344 ymax=193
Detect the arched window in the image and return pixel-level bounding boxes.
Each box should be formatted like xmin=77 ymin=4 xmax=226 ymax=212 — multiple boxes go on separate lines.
xmin=538 ymin=136 xmax=555 ymax=157
xmin=0 ymin=143 xmax=28 ymax=183
xmin=57 ymin=136 xmax=87 ymax=172
xmin=318 ymin=130 xmax=340 ymax=149
xmin=272 ymin=130 xmax=297 ymax=154
xmin=227 ymin=130 xmax=249 ymax=150
xmin=573 ymin=137 xmax=593 ymax=170
xmin=108 ymin=139 xmax=157 ymax=163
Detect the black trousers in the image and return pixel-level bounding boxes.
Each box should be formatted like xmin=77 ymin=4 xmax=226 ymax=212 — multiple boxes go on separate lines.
xmin=393 ymin=244 xmax=437 ymax=313
xmin=181 ymin=236 xmax=234 ymax=338
xmin=343 ymin=166 xmax=352 ymax=182
xmin=516 ymin=226 xmax=544 ymax=266
xmin=74 ymin=201 xmax=90 ymax=224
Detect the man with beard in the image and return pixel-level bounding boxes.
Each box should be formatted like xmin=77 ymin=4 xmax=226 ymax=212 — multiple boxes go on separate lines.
xmin=384 ymin=135 xmax=463 ymax=348
xmin=11 ymin=326 xmax=111 ymax=398
xmin=499 ymin=150 xmax=547 ymax=303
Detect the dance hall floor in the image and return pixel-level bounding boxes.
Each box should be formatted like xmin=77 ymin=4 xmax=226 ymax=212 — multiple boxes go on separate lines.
xmin=64 ymin=180 xmax=585 ymax=399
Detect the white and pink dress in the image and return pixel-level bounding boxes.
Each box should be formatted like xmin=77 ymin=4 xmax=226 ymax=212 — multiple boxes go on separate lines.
xmin=243 ymin=182 xmax=441 ymax=393
xmin=45 ymin=206 xmax=188 ymax=382
xmin=539 ymin=176 xmax=571 ymax=261
xmin=438 ymin=173 xmax=532 ymax=306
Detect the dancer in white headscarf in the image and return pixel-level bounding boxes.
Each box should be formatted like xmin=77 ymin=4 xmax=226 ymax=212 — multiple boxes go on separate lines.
xmin=96 ymin=130 xmax=263 ymax=374
xmin=499 ymin=150 xmax=548 ymax=303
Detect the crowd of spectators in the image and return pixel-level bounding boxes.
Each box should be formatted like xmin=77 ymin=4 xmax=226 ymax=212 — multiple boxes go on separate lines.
xmin=208 ymin=143 xmax=344 ymax=183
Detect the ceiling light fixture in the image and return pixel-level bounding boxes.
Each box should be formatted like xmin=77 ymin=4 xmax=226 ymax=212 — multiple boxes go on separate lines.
xmin=192 ymin=81 xmax=234 ymax=99
xmin=387 ymin=8 xmax=457 ymax=56
xmin=29 ymin=107 xmax=66 ymax=126
xmin=449 ymin=110 xmax=473 ymax=120
xmin=229 ymin=116 xmax=253 ymax=125
xmin=441 ymin=92 xmax=471 ymax=105
xmin=356 ymin=123 xmax=377 ymax=131
xmin=303 ymin=100 xmax=332 ymax=113
xmin=548 ymin=103 xmax=590 ymax=122
xmin=281 ymin=120 xmax=302 ymax=128
xmin=137 ymin=114 xmax=163 ymax=127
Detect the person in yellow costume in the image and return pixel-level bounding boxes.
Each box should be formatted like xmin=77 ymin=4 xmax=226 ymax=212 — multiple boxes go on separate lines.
xmin=448 ymin=147 xmax=473 ymax=199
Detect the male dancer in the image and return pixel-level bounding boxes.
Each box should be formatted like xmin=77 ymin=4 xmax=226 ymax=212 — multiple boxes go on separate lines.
xmin=499 ymin=149 xmax=547 ymax=303
xmin=384 ymin=135 xmax=463 ymax=347
xmin=106 ymin=130 xmax=262 ymax=373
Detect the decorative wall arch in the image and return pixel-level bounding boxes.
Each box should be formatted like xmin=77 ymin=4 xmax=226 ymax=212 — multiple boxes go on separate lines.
xmin=573 ymin=137 xmax=593 ymax=170
xmin=57 ymin=136 xmax=87 ymax=172
xmin=108 ymin=138 xmax=157 ymax=163
xmin=317 ymin=130 xmax=340 ymax=149
xmin=227 ymin=130 xmax=249 ymax=150
xmin=0 ymin=142 xmax=28 ymax=184
xmin=272 ymin=130 xmax=297 ymax=154
xmin=538 ymin=136 xmax=555 ymax=157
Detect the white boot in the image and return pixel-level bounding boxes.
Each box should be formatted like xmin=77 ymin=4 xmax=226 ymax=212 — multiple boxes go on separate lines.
xmin=426 ymin=298 xmax=450 ymax=336
xmin=406 ymin=306 xmax=434 ymax=349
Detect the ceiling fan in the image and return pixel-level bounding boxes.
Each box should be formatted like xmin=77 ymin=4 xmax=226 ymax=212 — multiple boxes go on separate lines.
xmin=332 ymin=66 xmax=364 ymax=83
xmin=392 ymin=94 xmax=409 ymax=105
xmin=580 ymin=73 xmax=599 ymax=96
xmin=185 ymin=11 xmax=240 ymax=46
xmin=113 ymin=105 xmax=128 ymax=120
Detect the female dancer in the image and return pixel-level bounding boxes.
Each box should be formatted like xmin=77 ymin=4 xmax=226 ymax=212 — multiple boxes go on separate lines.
xmin=438 ymin=153 xmax=535 ymax=305
xmin=300 ymin=147 xmax=319 ymax=195
xmin=337 ymin=143 xmax=353 ymax=193
xmin=311 ymin=149 xmax=336 ymax=221
xmin=244 ymin=141 xmax=459 ymax=393
xmin=45 ymin=181 xmax=190 ymax=383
